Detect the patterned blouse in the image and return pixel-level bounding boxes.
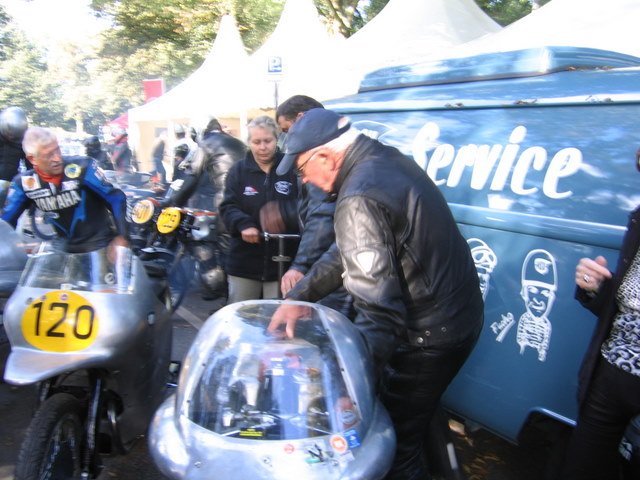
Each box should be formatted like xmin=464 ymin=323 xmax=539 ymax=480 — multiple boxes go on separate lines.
xmin=602 ymin=249 xmax=640 ymax=376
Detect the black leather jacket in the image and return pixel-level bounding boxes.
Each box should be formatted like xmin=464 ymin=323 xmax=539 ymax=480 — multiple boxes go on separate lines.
xmin=574 ymin=206 xmax=640 ymax=408
xmin=287 ymin=135 xmax=484 ymax=365
xmin=170 ymin=130 xmax=247 ymax=212
xmin=0 ymin=133 xmax=25 ymax=181
xmin=288 ymin=182 xmax=335 ymax=274
xmin=282 ymin=181 xmax=354 ymax=317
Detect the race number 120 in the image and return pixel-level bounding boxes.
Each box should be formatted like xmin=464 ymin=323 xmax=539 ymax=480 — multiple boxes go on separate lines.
xmin=21 ymin=291 xmax=100 ymax=352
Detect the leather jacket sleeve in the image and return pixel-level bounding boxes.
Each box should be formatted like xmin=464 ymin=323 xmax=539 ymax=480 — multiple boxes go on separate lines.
xmin=575 ymin=278 xmax=614 ymax=319
xmin=334 ymin=195 xmax=406 ymax=366
xmin=189 ymin=136 xmax=246 ymax=213
xmin=286 ymin=242 xmax=345 ymax=300
xmin=290 ymin=183 xmax=337 ymax=274
xmin=165 ymin=172 xmax=199 ymax=207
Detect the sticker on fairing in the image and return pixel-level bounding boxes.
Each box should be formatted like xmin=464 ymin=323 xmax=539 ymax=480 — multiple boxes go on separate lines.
xmin=330 ymin=434 xmax=348 ymax=454
xmin=21 ymin=291 xmax=99 ymax=352
xmin=157 ymin=207 xmax=181 ymax=233
xmin=239 ymin=427 xmax=264 ymax=438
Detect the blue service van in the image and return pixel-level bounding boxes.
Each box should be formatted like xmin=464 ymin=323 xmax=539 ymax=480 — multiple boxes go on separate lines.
xmin=325 ymin=46 xmax=640 ymax=445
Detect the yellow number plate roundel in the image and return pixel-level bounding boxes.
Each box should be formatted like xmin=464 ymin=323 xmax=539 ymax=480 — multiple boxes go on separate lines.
xmin=157 ymin=207 xmax=182 ymax=234
xmin=131 ymin=199 xmax=156 ymax=225
xmin=21 ymin=291 xmax=99 ymax=352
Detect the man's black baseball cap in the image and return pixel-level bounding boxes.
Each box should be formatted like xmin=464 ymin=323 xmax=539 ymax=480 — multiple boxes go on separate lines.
xmin=276 ymin=108 xmax=350 ymax=176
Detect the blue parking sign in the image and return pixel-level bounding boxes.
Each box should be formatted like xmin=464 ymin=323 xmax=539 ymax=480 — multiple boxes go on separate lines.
xmin=268 ymin=56 xmax=283 ymax=74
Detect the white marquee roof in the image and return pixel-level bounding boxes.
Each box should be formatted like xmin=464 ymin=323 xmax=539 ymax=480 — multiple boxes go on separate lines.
xmin=245 ymin=0 xmax=345 ymax=109
xmin=428 ymin=0 xmax=640 ymax=61
xmin=348 ymin=0 xmax=500 ymax=69
xmin=128 ymin=14 xmax=249 ymax=124
xmin=334 ymin=0 xmax=502 ymax=96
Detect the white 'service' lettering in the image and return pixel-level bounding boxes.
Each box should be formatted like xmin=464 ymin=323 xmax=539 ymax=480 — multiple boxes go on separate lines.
xmin=411 ymin=122 xmax=582 ymax=200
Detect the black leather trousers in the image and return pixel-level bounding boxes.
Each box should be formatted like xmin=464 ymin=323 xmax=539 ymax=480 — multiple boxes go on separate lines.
xmin=561 ymin=359 xmax=640 ymax=480
xmin=381 ymin=334 xmax=479 ymax=480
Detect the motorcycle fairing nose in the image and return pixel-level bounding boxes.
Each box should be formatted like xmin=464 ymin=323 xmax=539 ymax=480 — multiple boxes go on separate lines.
xmin=148 ymin=300 xmax=396 ymax=480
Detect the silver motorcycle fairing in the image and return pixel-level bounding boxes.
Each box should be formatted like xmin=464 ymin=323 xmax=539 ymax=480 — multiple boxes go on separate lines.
xmin=149 ymin=300 xmax=395 ymax=480
xmin=0 ymin=219 xmax=28 ymax=301
xmin=3 ymin=247 xmax=172 ymax=386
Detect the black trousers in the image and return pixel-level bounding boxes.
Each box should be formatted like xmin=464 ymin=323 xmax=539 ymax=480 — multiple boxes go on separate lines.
xmin=381 ymin=335 xmax=478 ymax=480
xmin=561 ymin=359 xmax=640 ymax=480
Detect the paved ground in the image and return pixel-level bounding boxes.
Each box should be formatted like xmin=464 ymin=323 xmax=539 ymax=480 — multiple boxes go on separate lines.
xmin=0 ymin=286 xmax=557 ymax=480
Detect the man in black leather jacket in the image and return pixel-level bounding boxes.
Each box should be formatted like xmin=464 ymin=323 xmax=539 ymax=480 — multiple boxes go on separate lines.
xmin=270 ymin=109 xmax=484 ymax=480
xmin=164 ymin=118 xmax=247 ymax=299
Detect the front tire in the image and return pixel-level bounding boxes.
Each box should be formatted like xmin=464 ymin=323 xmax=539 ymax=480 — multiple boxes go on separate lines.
xmin=14 ymin=393 xmax=84 ymax=480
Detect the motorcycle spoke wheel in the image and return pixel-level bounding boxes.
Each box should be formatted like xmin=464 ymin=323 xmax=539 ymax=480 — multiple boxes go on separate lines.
xmin=14 ymin=393 xmax=84 ymax=480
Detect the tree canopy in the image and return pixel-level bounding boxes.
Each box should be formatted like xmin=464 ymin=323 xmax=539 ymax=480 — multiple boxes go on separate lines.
xmin=0 ymin=0 xmax=548 ymax=134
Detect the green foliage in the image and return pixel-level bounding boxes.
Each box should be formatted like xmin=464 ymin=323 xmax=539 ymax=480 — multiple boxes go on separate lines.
xmin=476 ymin=0 xmax=551 ymax=26
xmin=0 ymin=6 xmax=66 ymax=128
xmin=330 ymin=0 xmax=389 ymax=34
xmin=235 ymin=0 xmax=285 ymax=51
xmin=0 ymin=8 xmax=18 ymax=62
xmin=90 ymin=0 xmax=285 ymax=115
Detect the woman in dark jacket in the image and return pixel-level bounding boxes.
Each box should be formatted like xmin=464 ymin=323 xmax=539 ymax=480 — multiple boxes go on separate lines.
xmin=561 ymin=205 xmax=640 ymax=479
xmin=219 ymin=116 xmax=299 ymax=303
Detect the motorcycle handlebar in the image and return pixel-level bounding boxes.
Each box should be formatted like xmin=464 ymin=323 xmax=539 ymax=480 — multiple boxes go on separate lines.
xmin=262 ymin=233 xmax=301 ymax=240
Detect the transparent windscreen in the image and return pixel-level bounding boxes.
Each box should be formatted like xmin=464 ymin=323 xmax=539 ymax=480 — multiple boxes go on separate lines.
xmin=0 ymin=219 xmax=27 ymax=270
xmin=187 ymin=303 xmax=361 ymax=440
xmin=20 ymin=246 xmax=134 ymax=293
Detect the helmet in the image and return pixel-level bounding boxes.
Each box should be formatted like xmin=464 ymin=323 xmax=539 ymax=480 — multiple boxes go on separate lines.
xmin=199 ymin=265 xmax=228 ymax=298
xmin=0 ymin=106 xmax=28 ymax=140
xmin=202 ymin=117 xmax=222 ymax=137
xmin=174 ymin=124 xmax=186 ymax=136
xmin=111 ymin=127 xmax=127 ymax=139
xmin=83 ymin=135 xmax=101 ymax=151
xmin=174 ymin=142 xmax=190 ymax=159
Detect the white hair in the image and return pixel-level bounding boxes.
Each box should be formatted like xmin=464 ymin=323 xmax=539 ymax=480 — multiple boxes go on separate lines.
xmin=22 ymin=127 xmax=57 ymax=157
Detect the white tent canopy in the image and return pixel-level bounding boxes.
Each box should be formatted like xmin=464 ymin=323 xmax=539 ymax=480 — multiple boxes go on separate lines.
xmin=128 ymin=14 xmax=249 ymax=170
xmin=128 ymin=14 xmax=249 ymax=124
xmin=245 ymin=0 xmax=345 ymax=109
xmin=425 ymin=0 xmax=640 ymax=61
xmin=335 ymin=0 xmax=502 ymax=96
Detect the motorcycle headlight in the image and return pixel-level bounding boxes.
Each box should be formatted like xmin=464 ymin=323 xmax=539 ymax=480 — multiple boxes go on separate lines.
xmin=157 ymin=207 xmax=182 ymax=234
xmin=130 ymin=198 xmax=158 ymax=225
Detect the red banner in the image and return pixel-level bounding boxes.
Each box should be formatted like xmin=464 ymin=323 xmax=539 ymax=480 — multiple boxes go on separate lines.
xmin=143 ymin=79 xmax=165 ymax=103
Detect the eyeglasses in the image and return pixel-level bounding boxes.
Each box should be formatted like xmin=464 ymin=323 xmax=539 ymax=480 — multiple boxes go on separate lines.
xmin=296 ymin=150 xmax=318 ymax=177
xmin=37 ymin=145 xmax=62 ymax=162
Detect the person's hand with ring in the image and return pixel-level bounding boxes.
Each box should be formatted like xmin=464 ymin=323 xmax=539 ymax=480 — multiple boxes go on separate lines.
xmin=575 ymin=256 xmax=612 ymax=291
